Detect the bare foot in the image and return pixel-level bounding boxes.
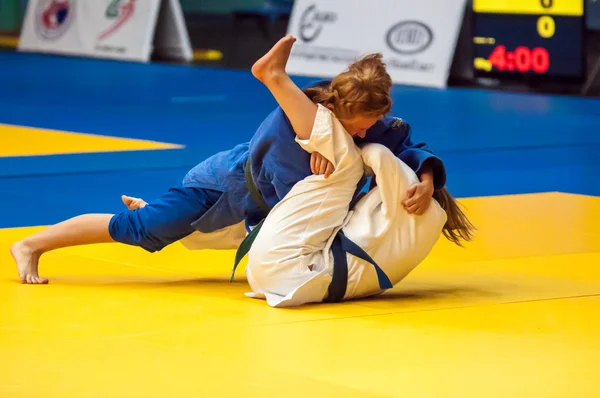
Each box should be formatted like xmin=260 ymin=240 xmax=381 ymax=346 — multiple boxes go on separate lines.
xmin=10 ymin=241 xmax=48 ymax=284
xmin=121 ymin=195 xmax=147 ymax=210
xmin=251 ymin=34 xmax=296 ymax=83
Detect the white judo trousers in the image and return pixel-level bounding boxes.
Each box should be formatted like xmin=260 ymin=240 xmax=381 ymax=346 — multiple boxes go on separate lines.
xmin=245 ymin=105 xmax=448 ymax=307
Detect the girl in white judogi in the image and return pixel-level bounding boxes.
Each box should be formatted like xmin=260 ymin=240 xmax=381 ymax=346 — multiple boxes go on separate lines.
xmin=241 ymin=36 xmax=474 ymax=307
xmin=244 ymin=108 xmax=472 ymax=307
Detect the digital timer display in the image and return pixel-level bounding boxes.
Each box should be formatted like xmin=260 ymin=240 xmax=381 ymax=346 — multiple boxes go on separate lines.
xmin=487 ymin=45 xmax=550 ymax=73
xmin=472 ymin=0 xmax=584 ymax=79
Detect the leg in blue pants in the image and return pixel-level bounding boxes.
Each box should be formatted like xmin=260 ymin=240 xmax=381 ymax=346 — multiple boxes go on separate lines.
xmin=109 ymin=186 xmax=222 ymax=253
xmin=11 ymin=186 xmax=222 ymax=284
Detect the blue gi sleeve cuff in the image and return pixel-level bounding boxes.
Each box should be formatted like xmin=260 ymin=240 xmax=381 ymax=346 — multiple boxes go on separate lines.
xmin=398 ymin=150 xmax=447 ymax=190
xmin=422 ymin=156 xmax=446 ymax=191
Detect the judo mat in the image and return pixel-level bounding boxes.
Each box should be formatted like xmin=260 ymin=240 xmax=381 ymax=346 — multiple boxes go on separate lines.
xmin=1 ymin=51 xmax=600 ymax=397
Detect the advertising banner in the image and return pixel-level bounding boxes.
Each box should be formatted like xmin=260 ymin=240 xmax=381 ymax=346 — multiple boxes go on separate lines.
xmin=285 ymin=0 xmax=468 ymax=88
xmin=18 ymin=0 xmax=192 ymax=62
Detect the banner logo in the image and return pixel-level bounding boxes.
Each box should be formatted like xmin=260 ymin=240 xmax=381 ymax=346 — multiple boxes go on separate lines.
xmin=98 ymin=0 xmax=136 ymax=40
xmin=35 ymin=0 xmax=75 ymax=40
xmin=386 ymin=21 xmax=433 ymax=55
xmin=299 ymin=4 xmax=337 ymax=42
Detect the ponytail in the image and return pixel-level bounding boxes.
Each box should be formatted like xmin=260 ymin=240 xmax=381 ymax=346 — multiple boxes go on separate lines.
xmin=433 ymin=188 xmax=476 ymax=247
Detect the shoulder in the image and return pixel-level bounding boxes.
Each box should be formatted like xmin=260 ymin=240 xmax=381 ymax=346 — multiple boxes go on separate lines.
xmin=383 ymin=115 xmax=410 ymax=131
xmin=366 ymin=115 xmax=410 ymax=137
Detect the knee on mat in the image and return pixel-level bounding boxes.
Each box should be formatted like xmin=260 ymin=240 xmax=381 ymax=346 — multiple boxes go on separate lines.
xmin=248 ymin=233 xmax=300 ymax=270
xmin=247 ymin=235 xmax=279 ymax=269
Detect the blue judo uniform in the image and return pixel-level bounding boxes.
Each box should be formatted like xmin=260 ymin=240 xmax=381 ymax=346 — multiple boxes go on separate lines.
xmin=109 ymin=89 xmax=446 ymax=253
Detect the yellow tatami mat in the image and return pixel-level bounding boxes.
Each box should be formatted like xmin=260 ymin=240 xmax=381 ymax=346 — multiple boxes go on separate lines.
xmin=0 ymin=123 xmax=182 ymax=157
xmin=1 ymin=192 xmax=599 ymax=397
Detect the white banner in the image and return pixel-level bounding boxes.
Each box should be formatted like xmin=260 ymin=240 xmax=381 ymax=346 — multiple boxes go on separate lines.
xmin=18 ymin=0 xmax=192 ymax=63
xmin=285 ymin=0 xmax=467 ymax=88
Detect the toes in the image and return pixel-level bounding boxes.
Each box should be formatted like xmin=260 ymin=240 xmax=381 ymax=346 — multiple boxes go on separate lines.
xmin=121 ymin=195 xmax=147 ymax=210
xmin=22 ymin=275 xmax=48 ymax=284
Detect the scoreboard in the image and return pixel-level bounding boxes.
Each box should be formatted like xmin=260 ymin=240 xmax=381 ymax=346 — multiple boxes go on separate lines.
xmin=472 ymin=0 xmax=585 ymax=79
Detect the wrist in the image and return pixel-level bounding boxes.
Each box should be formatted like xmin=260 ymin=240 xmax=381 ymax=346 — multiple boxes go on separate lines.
xmin=419 ymin=170 xmax=434 ymax=185
xmin=419 ymin=173 xmax=434 ymax=194
xmin=418 ymin=161 xmax=434 ymax=180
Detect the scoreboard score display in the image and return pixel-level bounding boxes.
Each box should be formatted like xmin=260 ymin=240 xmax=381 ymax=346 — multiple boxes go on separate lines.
xmin=472 ymin=0 xmax=585 ymax=79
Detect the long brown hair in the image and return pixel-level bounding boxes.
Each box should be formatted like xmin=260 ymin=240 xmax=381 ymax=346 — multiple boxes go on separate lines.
xmin=433 ymin=188 xmax=476 ymax=247
xmin=303 ymin=53 xmax=393 ymax=120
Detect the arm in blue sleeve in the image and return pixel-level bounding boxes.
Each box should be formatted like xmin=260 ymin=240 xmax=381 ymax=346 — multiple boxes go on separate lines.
xmin=357 ymin=117 xmax=446 ymax=190
xmin=397 ymin=123 xmax=446 ymax=190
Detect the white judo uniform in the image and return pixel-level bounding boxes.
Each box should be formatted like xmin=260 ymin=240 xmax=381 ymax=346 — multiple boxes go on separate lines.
xmin=245 ymin=104 xmax=448 ymax=307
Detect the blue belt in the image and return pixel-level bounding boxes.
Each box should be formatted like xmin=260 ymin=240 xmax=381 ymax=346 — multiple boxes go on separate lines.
xmin=325 ymin=229 xmax=392 ymax=302
xmin=231 ymin=160 xmax=392 ymax=301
